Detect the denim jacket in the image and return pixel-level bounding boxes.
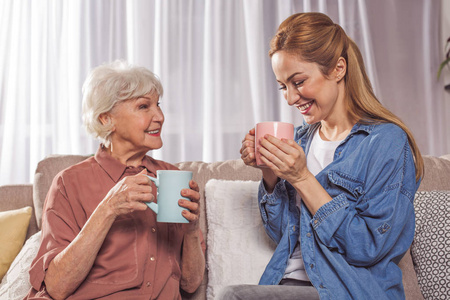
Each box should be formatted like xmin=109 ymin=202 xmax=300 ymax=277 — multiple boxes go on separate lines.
xmin=258 ymin=122 xmax=420 ymax=300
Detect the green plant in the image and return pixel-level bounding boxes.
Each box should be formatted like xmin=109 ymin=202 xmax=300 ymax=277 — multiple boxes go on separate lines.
xmin=437 ymin=36 xmax=450 ymax=79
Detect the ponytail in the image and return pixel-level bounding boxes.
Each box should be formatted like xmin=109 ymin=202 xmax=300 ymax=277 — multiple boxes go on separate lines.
xmin=345 ymin=39 xmax=423 ymax=181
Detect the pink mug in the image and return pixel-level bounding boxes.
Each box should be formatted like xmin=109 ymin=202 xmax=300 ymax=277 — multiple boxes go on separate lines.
xmin=255 ymin=122 xmax=294 ymax=167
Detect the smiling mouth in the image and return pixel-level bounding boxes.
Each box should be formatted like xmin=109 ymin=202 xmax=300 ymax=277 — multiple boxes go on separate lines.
xmin=296 ymin=101 xmax=314 ymax=112
xmin=146 ymin=129 xmax=160 ymax=135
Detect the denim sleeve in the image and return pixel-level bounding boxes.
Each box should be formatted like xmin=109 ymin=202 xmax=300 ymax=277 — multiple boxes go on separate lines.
xmin=258 ymin=179 xmax=290 ymax=244
xmin=311 ymin=129 xmax=417 ymax=267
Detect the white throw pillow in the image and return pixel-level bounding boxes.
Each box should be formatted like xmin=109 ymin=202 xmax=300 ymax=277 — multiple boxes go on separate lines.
xmin=205 ymin=179 xmax=276 ymax=300
xmin=0 ymin=231 xmax=41 ymax=299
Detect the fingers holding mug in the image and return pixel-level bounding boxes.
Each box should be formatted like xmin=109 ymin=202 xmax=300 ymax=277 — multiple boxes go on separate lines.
xmin=179 ymin=180 xmax=200 ymax=226
xmin=255 ymin=122 xmax=294 ymax=167
xmin=240 ymin=128 xmax=257 ymax=166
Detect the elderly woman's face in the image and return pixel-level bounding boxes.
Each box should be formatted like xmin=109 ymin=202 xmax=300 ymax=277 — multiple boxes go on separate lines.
xmin=108 ymin=91 xmax=164 ymax=152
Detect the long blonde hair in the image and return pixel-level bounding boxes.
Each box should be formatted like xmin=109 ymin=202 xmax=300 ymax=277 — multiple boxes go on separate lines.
xmin=269 ymin=12 xmax=423 ymax=181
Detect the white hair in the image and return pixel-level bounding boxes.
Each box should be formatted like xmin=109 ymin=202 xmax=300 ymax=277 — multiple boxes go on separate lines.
xmin=82 ymin=60 xmax=163 ymax=147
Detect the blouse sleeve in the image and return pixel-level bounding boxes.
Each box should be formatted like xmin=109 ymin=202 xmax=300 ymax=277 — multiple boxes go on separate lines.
xmin=28 ymin=174 xmax=81 ymax=291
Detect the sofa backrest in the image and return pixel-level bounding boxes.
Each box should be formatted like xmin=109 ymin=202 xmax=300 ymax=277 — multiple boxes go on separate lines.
xmin=31 ymin=154 xmax=450 ymax=231
xmin=418 ymin=155 xmax=450 ymax=191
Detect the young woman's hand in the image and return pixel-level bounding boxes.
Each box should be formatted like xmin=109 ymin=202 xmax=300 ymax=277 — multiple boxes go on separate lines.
xmin=240 ymin=128 xmax=257 ymax=167
xmin=240 ymin=128 xmax=280 ymax=192
xmin=258 ymin=134 xmax=312 ymax=186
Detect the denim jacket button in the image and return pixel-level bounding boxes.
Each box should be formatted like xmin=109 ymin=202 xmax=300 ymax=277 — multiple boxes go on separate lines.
xmin=306 ymin=233 xmax=311 ymax=237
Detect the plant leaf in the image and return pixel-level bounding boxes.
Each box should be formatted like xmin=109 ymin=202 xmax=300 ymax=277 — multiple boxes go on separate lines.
xmin=437 ymin=56 xmax=450 ymax=79
xmin=445 ymin=37 xmax=450 ymax=58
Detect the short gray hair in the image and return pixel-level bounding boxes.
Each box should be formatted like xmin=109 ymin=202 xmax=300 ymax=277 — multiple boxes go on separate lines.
xmin=82 ymin=60 xmax=163 ymax=147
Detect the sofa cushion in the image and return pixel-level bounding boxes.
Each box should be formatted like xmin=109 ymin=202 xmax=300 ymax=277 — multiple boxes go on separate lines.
xmin=0 ymin=206 xmax=32 ymax=280
xmin=204 ymin=179 xmax=276 ymax=300
xmin=0 ymin=231 xmax=41 ymax=299
xmin=411 ymin=190 xmax=450 ymax=299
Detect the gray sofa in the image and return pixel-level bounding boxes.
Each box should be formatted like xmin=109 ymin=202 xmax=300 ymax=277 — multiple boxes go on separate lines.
xmin=1 ymin=153 xmax=450 ymax=299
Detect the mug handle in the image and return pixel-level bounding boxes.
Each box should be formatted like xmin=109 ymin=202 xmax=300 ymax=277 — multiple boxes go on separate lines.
xmin=147 ymin=175 xmax=159 ymax=186
xmin=146 ymin=175 xmax=159 ymax=214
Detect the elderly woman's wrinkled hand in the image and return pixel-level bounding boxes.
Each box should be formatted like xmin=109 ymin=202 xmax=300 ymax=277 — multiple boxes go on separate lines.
xmin=179 ymin=180 xmax=201 ymax=231
xmin=102 ymin=169 xmax=153 ymax=217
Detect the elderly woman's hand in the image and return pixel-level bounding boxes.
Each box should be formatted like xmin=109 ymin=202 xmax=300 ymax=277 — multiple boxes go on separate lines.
xmin=102 ymin=169 xmax=153 ymax=217
xmin=179 ymin=180 xmax=200 ymax=231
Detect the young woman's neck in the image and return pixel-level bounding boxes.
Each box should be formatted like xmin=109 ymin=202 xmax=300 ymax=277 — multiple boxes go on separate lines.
xmin=319 ymin=111 xmax=355 ymax=142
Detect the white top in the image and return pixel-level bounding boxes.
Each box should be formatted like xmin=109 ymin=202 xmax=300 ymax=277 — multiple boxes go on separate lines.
xmin=283 ymin=128 xmax=342 ymax=282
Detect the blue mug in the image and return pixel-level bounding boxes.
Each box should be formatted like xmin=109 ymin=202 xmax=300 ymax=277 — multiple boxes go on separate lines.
xmin=146 ymin=170 xmax=193 ymax=223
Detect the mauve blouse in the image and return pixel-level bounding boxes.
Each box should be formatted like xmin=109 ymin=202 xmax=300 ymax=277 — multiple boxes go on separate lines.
xmin=26 ymin=146 xmax=205 ymax=300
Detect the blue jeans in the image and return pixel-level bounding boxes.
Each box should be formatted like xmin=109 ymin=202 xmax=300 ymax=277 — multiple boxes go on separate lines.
xmin=217 ymin=280 xmax=319 ymax=300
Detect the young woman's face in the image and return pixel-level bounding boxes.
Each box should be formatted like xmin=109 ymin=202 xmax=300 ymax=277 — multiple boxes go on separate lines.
xmin=108 ymin=91 xmax=165 ymax=152
xmin=271 ymin=51 xmax=344 ymax=125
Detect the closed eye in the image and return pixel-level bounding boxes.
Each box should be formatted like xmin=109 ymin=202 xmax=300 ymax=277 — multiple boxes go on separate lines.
xmin=294 ymin=80 xmax=305 ymax=87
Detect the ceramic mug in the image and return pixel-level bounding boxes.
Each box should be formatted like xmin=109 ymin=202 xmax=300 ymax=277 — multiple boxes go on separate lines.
xmin=255 ymin=121 xmax=295 ymax=167
xmin=146 ymin=170 xmax=193 ymax=223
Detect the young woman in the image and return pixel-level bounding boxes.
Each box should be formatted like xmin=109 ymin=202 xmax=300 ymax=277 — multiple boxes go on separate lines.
xmin=235 ymin=12 xmax=423 ymax=300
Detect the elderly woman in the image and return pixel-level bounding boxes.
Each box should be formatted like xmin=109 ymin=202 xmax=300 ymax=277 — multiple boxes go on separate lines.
xmin=26 ymin=61 xmax=205 ymax=299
